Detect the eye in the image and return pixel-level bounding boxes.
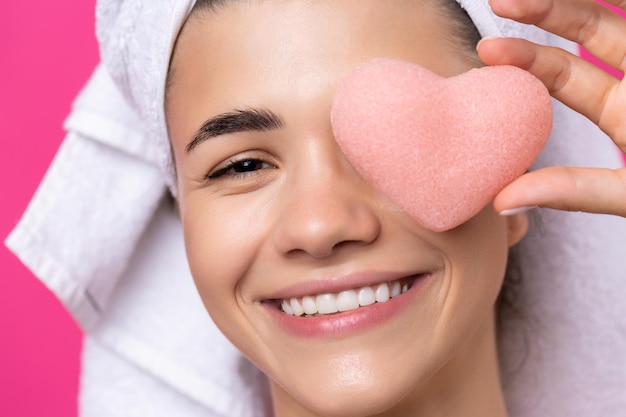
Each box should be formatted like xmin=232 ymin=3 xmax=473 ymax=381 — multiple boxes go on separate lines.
xmin=207 ymin=157 xmax=276 ymax=180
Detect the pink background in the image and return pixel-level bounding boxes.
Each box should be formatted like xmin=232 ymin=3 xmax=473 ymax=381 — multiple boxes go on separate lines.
xmin=1 ymin=1 xmax=97 ymax=416
xmin=1 ymin=2 xmax=624 ymax=417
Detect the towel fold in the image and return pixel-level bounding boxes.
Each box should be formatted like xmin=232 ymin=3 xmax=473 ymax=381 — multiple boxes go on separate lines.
xmin=80 ymin=197 xmax=270 ymax=417
xmin=6 ymin=65 xmax=166 ymax=329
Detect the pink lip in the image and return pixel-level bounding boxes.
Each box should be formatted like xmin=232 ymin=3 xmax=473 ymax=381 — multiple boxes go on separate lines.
xmin=263 ymin=273 xmax=430 ymax=338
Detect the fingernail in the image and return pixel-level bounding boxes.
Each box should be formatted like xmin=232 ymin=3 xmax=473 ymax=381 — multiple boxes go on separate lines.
xmin=477 ymin=36 xmax=500 ymax=49
xmin=499 ymin=205 xmax=537 ymax=216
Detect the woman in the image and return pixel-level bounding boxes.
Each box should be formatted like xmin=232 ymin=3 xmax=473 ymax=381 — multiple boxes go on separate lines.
xmin=7 ymin=0 xmax=626 ymax=415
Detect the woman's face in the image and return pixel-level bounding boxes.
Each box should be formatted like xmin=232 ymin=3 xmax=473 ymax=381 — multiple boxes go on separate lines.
xmin=167 ymin=1 xmax=527 ymax=416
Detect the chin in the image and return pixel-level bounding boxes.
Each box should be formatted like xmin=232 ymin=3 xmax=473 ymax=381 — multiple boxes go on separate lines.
xmin=273 ymin=380 xmax=414 ymax=417
xmin=265 ymin=340 xmax=440 ymax=417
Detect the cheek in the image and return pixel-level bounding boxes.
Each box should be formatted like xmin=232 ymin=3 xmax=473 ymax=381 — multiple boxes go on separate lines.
xmin=421 ymin=207 xmax=507 ymax=323
xmin=180 ymin=193 xmax=267 ymax=317
xmin=403 ymin=208 xmax=510 ymax=383
xmin=441 ymin=207 xmax=510 ymax=319
xmin=180 ymin=191 xmax=288 ymax=375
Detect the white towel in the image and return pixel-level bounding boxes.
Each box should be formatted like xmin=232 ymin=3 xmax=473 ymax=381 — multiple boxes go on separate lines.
xmin=5 ymin=0 xmax=626 ymax=416
xmin=5 ymin=65 xmax=166 ymax=330
xmin=80 ymin=196 xmax=270 ymax=417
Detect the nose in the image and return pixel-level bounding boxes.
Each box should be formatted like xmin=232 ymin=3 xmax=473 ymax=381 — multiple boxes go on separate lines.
xmin=272 ymin=145 xmax=381 ymax=259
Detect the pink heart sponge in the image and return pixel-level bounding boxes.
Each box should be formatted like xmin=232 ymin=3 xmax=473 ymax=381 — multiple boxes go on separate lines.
xmin=331 ymin=58 xmax=552 ymax=232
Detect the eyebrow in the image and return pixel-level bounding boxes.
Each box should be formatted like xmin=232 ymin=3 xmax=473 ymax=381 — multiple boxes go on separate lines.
xmin=185 ymin=108 xmax=284 ymax=153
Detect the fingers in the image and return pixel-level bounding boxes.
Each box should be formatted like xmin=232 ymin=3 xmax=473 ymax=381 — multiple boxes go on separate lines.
xmin=489 ymin=0 xmax=626 ymax=71
xmin=494 ymin=167 xmax=626 ymax=217
xmin=478 ymin=37 xmax=626 ymax=151
xmin=483 ymin=0 xmax=626 ymax=220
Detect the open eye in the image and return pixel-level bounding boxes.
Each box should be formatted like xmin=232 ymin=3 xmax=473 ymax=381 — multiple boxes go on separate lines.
xmin=207 ymin=157 xmax=276 ymax=180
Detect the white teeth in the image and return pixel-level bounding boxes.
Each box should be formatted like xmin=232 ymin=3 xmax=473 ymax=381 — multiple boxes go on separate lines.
xmin=357 ymin=286 xmax=376 ymax=306
xmin=316 ymin=293 xmax=339 ymax=315
xmin=337 ymin=290 xmax=360 ymax=312
xmin=280 ymin=279 xmax=412 ymax=316
xmin=375 ymin=283 xmax=390 ymax=303
xmin=390 ymin=281 xmax=401 ymax=298
xmin=290 ymin=298 xmax=304 ymax=316
xmin=281 ymin=299 xmax=294 ymax=315
xmin=302 ymin=295 xmax=317 ymax=315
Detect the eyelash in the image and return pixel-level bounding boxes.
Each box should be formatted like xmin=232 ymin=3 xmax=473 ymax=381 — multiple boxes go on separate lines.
xmin=206 ymin=156 xmax=276 ymax=180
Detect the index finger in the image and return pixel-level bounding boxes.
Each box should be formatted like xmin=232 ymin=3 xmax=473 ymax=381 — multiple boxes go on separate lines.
xmin=489 ymin=0 xmax=626 ymax=71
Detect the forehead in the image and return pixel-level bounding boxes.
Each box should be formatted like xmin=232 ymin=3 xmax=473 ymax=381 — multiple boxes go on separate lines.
xmin=177 ymin=0 xmax=469 ymax=73
xmin=167 ymin=0 xmax=477 ymax=146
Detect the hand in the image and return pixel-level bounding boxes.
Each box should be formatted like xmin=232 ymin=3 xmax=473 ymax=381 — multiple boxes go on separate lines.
xmin=477 ymin=0 xmax=626 ymax=217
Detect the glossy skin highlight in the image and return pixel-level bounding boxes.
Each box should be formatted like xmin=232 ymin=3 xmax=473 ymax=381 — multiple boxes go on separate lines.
xmin=166 ymin=1 xmax=528 ymax=416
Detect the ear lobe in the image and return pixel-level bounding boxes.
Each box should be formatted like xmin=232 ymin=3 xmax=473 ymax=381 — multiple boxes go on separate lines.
xmin=505 ymin=211 xmax=529 ymax=248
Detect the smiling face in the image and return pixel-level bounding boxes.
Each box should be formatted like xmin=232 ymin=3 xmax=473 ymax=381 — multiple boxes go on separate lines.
xmin=166 ymin=1 xmax=527 ymax=416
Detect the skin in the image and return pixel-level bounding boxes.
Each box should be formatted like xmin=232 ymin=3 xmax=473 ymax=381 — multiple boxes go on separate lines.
xmin=166 ymin=0 xmax=625 ymax=416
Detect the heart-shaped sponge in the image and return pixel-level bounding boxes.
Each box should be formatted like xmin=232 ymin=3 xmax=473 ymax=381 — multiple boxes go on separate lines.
xmin=331 ymin=58 xmax=552 ymax=232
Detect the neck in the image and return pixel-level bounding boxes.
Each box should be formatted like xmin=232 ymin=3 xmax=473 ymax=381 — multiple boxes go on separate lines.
xmin=270 ymin=312 xmax=508 ymax=417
